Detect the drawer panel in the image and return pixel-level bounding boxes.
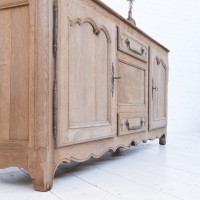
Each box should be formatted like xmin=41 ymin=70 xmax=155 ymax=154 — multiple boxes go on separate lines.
xmin=118 ymin=113 xmax=146 ymax=136
xmin=118 ymin=29 xmax=148 ymax=62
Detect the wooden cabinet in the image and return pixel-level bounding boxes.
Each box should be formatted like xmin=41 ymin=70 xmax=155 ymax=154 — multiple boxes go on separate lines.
xmin=0 ymin=0 xmax=169 ymax=191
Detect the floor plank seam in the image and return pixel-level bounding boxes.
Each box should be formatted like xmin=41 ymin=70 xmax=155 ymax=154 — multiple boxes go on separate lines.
xmin=92 ymin=165 xmax=185 ymax=200
xmin=132 ymin=157 xmax=200 ymax=176
xmin=71 ymin=173 xmax=127 ymax=200
xmin=97 ymin=157 xmax=200 ymax=189
xmin=50 ymin=191 xmax=64 ymax=200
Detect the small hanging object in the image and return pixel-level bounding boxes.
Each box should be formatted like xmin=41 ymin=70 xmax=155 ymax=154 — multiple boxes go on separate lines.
xmin=127 ymin=0 xmax=136 ymax=25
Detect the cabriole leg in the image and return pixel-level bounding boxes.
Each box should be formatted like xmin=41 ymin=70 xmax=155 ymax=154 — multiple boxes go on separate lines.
xmin=28 ymin=148 xmax=54 ymax=192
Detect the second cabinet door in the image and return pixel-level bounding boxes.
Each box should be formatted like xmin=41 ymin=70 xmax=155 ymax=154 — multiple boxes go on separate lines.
xmin=149 ymin=48 xmax=168 ymax=130
xmin=56 ymin=0 xmax=117 ymax=147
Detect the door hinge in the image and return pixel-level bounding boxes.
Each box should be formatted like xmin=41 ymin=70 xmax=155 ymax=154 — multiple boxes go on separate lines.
xmin=53 ymin=0 xmax=58 ymax=139
xmin=53 ymin=0 xmax=58 ymax=57
xmin=152 ymin=79 xmax=154 ymax=99
xmin=53 ymin=81 xmax=58 ymax=139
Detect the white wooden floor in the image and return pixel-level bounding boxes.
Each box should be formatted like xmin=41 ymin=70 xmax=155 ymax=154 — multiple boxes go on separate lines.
xmin=0 ymin=131 xmax=200 ymax=200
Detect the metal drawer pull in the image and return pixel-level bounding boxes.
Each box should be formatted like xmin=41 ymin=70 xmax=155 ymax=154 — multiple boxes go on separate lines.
xmin=125 ymin=38 xmax=145 ymax=56
xmin=125 ymin=119 xmax=144 ymax=131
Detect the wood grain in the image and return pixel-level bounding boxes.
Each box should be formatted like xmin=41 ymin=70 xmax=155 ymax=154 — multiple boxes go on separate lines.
xmin=69 ymin=23 xmax=96 ymax=123
xmin=0 ymin=140 xmax=28 ymax=169
xmin=9 ymin=6 xmax=29 ymax=141
xmin=69 ymin=22 xmax=109 ymax=123
xmin=0 ymin=0 xmax=28 ymax=10
xmin=34 ymin=0 xmax=50 ymax=149
xmin=0 ymin=9 xmax=11 ymax=140
xmin=56 ymin=0 xmax=117 ymax=147
xmin=149 ymin=48 xmax=168 ymax=130
xmin=96 ymin=30 xmax=108 ymax=121
xmin=118 ymin=62 xmax=145 ymax=105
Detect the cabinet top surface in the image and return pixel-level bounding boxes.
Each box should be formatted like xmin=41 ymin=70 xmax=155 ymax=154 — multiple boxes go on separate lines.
xmin=95 ymin=0 xmax=169 ymax=52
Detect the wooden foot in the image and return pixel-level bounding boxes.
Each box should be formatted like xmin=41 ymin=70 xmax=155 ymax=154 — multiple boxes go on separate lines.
xmin=32 ymin=179 xmax=53 ymax=192
xmin=31 ymin=168 xmax=54 ymax=192
xmin=159 ymin=134 xmax=166 ymax=145
xmin=28 ymin=148 xmax=54 ymax=192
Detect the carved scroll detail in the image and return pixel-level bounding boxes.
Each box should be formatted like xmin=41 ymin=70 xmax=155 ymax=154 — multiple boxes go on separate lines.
xmin=155 ymin=57 xmax=167 ymax=69
xmin=70 ymin=17 xmax=111 ymax=43
xmin=53 ymin=129 xmax=166 ymax=176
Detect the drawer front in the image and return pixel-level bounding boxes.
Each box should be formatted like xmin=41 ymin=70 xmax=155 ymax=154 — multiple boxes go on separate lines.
xmin=118 ymin=29 xmax=148 ymax=62
xmin=118 ymin=113 xmax=146 ymax=136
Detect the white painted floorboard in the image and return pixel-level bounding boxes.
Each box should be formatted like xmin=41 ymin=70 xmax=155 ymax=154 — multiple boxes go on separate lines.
xmin=0 ymin=131 xmax=200 ymax=200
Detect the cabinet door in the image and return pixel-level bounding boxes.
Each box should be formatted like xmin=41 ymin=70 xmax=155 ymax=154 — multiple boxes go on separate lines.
xmin=117 ymin=60 xmax=148 ymax=135
xmin=56 ymin=0 xmax=117 ymax=147
xmin=149 ymin=48 xmax=168 ymax=130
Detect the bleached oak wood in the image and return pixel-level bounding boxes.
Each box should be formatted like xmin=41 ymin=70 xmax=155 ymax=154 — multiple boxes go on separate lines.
xmin=0 ymin=0 xmax=169 ymax=191
xmin=9 ymin=5 xmax=29 ymax=141
xmin=28 ymin=0 xmax=55 ymax=191
xmin=0 ymin=141 xmax=28 ymax=169
xmin=149 ymin=47 xmax=168 ymax=130
xmin=0 ymin=0 xmax=28 ymax=10
xmin=56 ymin=0 xmax=117 ymax=147
xmin=0 ymin=9 xmax=11 ymax=140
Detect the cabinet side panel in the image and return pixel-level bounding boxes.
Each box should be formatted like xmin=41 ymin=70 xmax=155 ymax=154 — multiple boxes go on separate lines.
xmin=0 ymin=9 xmax=11 ymax=140
xmin=9 ymin=5 xmax=29 ymax=141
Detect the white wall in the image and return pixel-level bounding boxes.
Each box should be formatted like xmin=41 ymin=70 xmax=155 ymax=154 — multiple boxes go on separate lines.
xmin=102 ymin=0 xmax=200 ymax=132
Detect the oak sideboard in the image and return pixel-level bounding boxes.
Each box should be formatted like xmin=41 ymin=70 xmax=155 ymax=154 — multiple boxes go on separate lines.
xmin=0 ymin=0 xmax=169 ymax=191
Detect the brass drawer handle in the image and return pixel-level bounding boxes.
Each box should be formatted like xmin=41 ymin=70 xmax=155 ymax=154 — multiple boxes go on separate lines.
xmin=125 ymin=119 xmax=144 ymax=131
xmin=125 ymin=38 xmax=145 ymax=56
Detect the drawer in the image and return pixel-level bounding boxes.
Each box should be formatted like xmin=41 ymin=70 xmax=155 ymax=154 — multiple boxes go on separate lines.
xmin=118 ymin=113 xmax=146 ymax=136
xmin=118 ymin=29 xmax=148 ymax=62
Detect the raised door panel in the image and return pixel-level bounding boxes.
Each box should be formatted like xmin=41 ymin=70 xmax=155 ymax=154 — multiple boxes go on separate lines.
xmin=69 ymin=22 xmax=109 ymax=126
xmin=118 ymin=61 xmax=145 ymax=106
xmin=149 ymin=48 xmax=168 ymax=130
xmin=56 ymin=0 xmax=117 ymax=147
